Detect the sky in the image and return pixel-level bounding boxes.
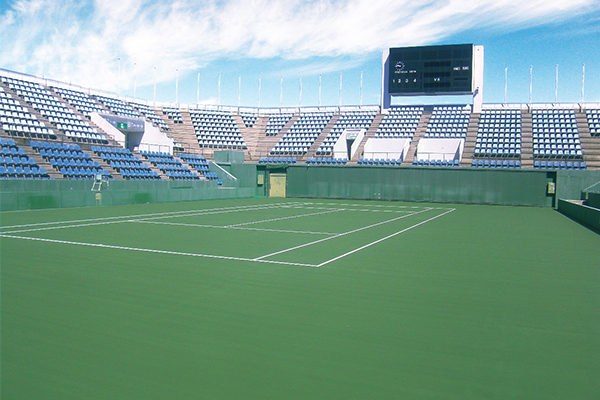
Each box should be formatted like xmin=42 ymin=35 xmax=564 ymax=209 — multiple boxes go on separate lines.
xmin=0 ymin=0 xmax=599 ymax=108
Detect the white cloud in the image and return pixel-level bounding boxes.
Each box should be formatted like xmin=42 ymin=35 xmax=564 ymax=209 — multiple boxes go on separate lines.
xmin=0 ymin=0 xmax=598 ymax=93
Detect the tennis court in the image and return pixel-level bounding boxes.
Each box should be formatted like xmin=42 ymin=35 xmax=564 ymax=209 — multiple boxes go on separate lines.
xmin=2 ymin=198 xmax=599 ymax=399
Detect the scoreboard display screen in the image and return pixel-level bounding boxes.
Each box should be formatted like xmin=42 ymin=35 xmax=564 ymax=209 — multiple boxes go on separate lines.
xmin=388 ymin=44 xmax=473 ymax=95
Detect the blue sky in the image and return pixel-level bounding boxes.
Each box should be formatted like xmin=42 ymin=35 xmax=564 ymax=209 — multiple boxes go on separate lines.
xmin=1 ymin=0 xmax=599 ymax=108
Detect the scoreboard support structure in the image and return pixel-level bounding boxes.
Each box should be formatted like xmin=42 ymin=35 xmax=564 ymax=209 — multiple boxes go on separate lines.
xmin=381 ymin=44 xmax=484 ymax=112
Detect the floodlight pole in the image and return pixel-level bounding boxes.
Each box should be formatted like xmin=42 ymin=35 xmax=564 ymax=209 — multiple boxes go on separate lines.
xmin=133 ymin=62 xmax=137 ymax=99
xmin=299 ymin=74 xmax=302 ymax=107
xmin=280 ymin=76 xmax=283 ymax=108
xmin=117 ymin=57 xmax=120 ymax=96
xmin=581 ymin=63 xmax=585 ymax=104
xmin=218 ymin=72 xmax=221 ymax=107
xmin=238 ymin=74 xmax=241 ymax=108
xmin=175 ymin=69 xmax=179 ymax=104
xmin=555 ymin=64 xmax=559 ymax=104
xmin=153 ymin=66 xmax=157 ymax=104
xmin=319 ymin=74 xmax=322 ymax=108
xmin=258 ymin=76 xmax=261 ymax=108
xmin=360 ymin=71 xmax=363 ymax=108
xmin=339 ymin=72 xmax=343 ymax=107
xmin=529 ymin=65 xmax=533 ymax=107
xmin=504 ymin=66 xmax=507 ymax=105
xmin=197 ymin=70 xmax=200 ymax=105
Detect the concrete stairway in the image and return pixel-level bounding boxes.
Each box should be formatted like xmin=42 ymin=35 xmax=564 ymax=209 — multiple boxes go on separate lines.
xmin=519 ymin=110 xmax=534 ymax=168
xmin=349 ymin=113 xmax=385 ymax=164
xmin=303 ymin=114 xmax=339 ymax=162
xmin=576 ymin=111 xmax=600 ymax=169
xmin=459 ymin=112 xmax=480 ymax=167
xmin=402 ymin=107 xmax=432 ymax=166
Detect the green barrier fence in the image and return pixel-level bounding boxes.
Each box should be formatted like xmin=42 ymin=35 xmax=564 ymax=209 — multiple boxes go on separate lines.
xmin=0 ymin=179 xmax=256 ymax=212
xmin=286 ymin=166 xmax=551 ymax=206
xmin=557 ymin=199 xmax=600 ymax=232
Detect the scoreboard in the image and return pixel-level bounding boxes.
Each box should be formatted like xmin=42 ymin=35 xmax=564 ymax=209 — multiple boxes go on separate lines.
xmin=388 ymin=44 xmax=474 ymax=95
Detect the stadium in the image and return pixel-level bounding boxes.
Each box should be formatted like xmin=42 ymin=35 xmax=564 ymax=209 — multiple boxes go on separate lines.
xmin=1 ymin=10 xmax=600 ymax=400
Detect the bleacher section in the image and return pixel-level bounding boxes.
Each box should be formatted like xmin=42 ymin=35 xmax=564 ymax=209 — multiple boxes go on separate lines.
xmin=163 ymin=107 xmax=183 ymax=124
xmin=425 ymin=105 xmax=470 ymax=138
xmin=375 ymin=106 xmax=423 ymax=138
xmin=177 ymin=153 xmax=210 ymax=174
xmin=94 ymin=95 xmax=142 ymax=119
xmin=131 ymin=102 xmax=169 ymax=131
xmin=190 ymin=110 xmax=247 ymax=150
xmin=94 ymin=146 xmax=158 ymax=180
xmin=316 ymin=111 xmax=376 ymax=156
xmin=471 ymin=108 xmax=522 ymax=168
xmin=51 ymin=86 xmax=104 ymax=118
xmin=140 ymin=150 xmax=201 ymax=180
xmin=241 ymin=113 xmax=258 ymax=128
xmin=586 ymin=109 xmax=599 ymax=136
xmin=532 ymin=109 xmax=582 ymax=159
xmin=0 ymin=85 xmax=56 ymax=140
xmin=31 ymin=141 xmax=108 ymax=179
xmin=2 ymin=68 xmax=600 ymax=176
xmin=265 ymin=114 xmax=293 ymax=136
xmin=259 ymin=156 xmax=298 ymax=164
xmin=270 ymin=112 xmax=333 ymax=155
xmin=0 ymin=138 xmax=50 ymax=179
xmin=2 ymin=77 xmax=106 ymax=143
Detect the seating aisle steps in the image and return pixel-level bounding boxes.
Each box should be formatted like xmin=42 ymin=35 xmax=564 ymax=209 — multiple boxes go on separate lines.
xmin=303 ymin=114 xmax=339 ymax=162
xmin=401 ymin=107 xmax=432 ymax=166
xmin=519 ymin=110 xmax=534 ymax=168
xmin=349 ymin=113 xmax=385 ymax=164
xmin=459 ymin=111 xmax=480 ymax=167
xmin=576 ymin=111 xmax=600 ymax=169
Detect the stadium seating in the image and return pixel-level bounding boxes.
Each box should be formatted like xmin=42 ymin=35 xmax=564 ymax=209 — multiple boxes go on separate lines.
xmin=163 ymin=107 xmax=183 ymax=123
xmin=0 ymin=85 xmax=56 ymax=139
xmin=270 ymin=112 xmax=333 ymax=155
xmin=258 ymin=157 xmax=298 ymax=164
xmin=375 ymin=106 xmax=423 ymax=138
xmin=94 ymin=146 xmax=157 ymax=180
xmin=265 ymin=114 xmax=293 ymax=136
xmin=305 ymin=157 xmax=347 ymax=165
xmin=130 ymin=102 xmax=169 ymax=131
xmin=241 ymin=113 xmax=258 ymax=128
xmin=190 ymin=110 xmax=247 ymax=150
xmin=531 ymin=109 xmax=582 ymax=158
xmin=177 ymin=153 xmax=211 ymax=176
xmin=357 ymin=158 xmax=401 ymax=166
xmin=2 ymin=77 xmax=106 ymax=143
xmin=474 ymin=108 xmax=522 ymax=157
xmin=0 ymin=138 xmax=50 ymax=179
xmin=140 ymin=150 xmax=201 ymax=180
xmin=51 ymin=86 xmax=105 ymax=118
xmin=425 ymin=105 xmax=471 ymax=138
xmin=316 ymin=111 xmax=376 ymax=156
xmin=94 ymin=95 xmax=142 ymax=119
xmin=586 ymin=109 xmax=599 ymax=136
xmin=412 ymin=159 xmax=460 ymax=167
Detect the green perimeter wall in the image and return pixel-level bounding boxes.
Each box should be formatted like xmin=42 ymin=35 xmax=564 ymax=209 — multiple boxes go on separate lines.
xmin=287 ymin=166 xmax=553 ymax=206
xmin=2 ymin=164 xmax=600 ymax=211
xmin=557 ymin=199 xmax=600 ymax=232
xmin=0 ymin=163 xmax=260 ymax=212
xmin=555 ymin=170 xmax=600 ymax=201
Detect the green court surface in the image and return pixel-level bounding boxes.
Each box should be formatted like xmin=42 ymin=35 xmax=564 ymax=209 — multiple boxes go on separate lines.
xmin=1 ymin=198 xmax=599 ymax=399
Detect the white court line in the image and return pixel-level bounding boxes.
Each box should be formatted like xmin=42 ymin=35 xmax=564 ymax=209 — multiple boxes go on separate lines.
xmin=0 ymin=201 xmax=306 ymax=230
xmin=0 ymin=219 xmax=134 ymax=235
xmin=254 ymin=207 xmax=432 ymax=261
xmin=317 ymin=208 xmax=456 ymax=267
xmin=0 ymin=234 xmax=319 ymax=268
xmin=224 ymin=208 xmax=345 ymax=228
xmin=133 ymin=220 xmax=338 ymax=236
